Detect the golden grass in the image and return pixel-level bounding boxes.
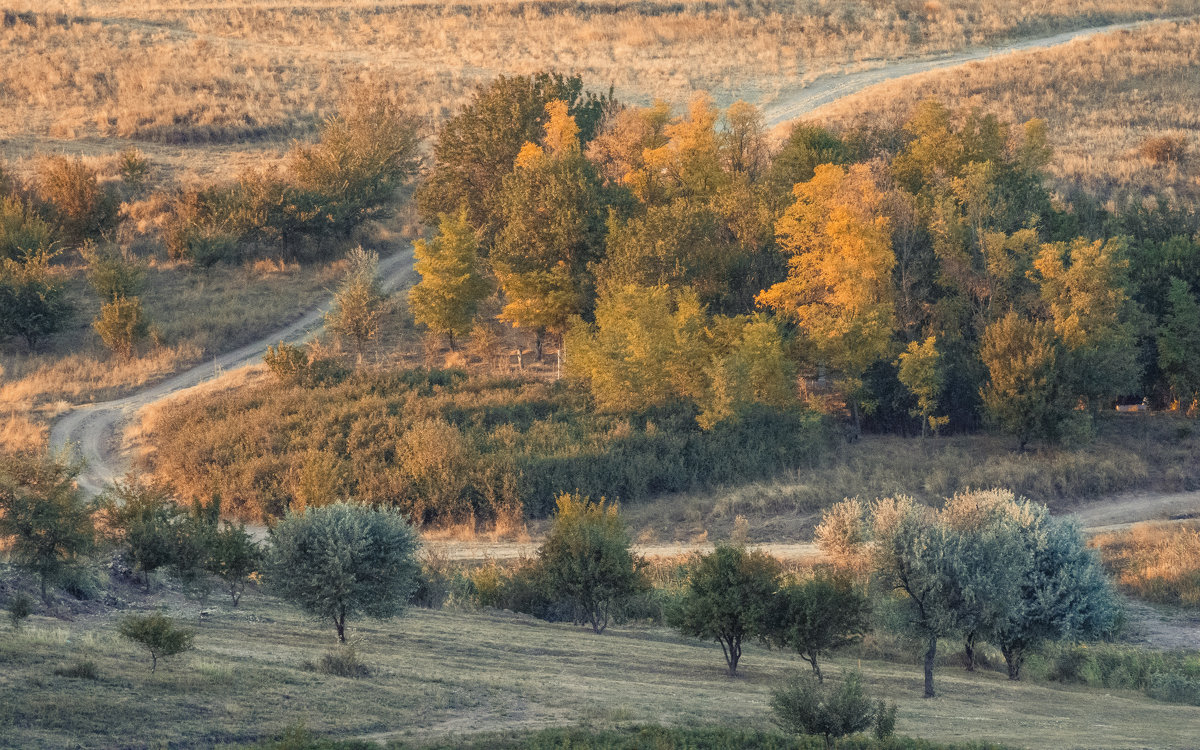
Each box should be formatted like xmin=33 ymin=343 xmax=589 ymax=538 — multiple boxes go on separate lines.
xmin=1092 ymin=520 xmax=1200 ymax=608
xmin=812 ymin=19 xmax=1200 ymax=205
xmin=1 ymin=0 xmax=1189 ymax=181
xmin=1 ymin=596 xmax=1198 ymax=748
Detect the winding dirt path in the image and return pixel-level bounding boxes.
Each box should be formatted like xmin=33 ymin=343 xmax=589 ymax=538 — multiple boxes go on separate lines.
xmin=47 ymin=14 xmax=1194 ymax=504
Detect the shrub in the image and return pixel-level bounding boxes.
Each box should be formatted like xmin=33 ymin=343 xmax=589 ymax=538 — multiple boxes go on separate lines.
xmin=325 ymin=247 xmax=385 ymax=358
xmin=35 ymin=155 xmax=118 ymax=244
xmin=53 ymin=660 xmax=99 ymax=680
xmin=118 ymin=148 xmax=150 ymax=191
xmin=1147 ymin=672 xmax=1200 ymax=706
xmin=206 ymin=518 xmax=262 ymax=606
xmin=0 ymin=249 xmax=71 ymax=350
xmin=267 ymin=503 xmax=420 ymax=642
xmin=0 ymin=194 xmax=54 ymax=261
xmin=81 ymin=242 xmax=145 ymax=300
xmin=96 ymin=479 xmax=182 ymax=587
xmin=313 ymin=644 xmax=371 ymax=679
xmin=94 ymin=295 xmax=150 ymax=359
xmin=537 ymin=492 xmax=648 ymax=633
xmin=1139 ymin=135 xmax=1189 ymax=165
xmin=7 ymin=592 xmax=33 ymax=629
xmin=118 ymin=611 xmax=195 ymax=672
xmin=263 ymin=342 xmax=349 ymax=387
xmin=771 ymin=671 xmax=877 ymax=744
xmin=873 ymin=701 xmax=898 ymax=740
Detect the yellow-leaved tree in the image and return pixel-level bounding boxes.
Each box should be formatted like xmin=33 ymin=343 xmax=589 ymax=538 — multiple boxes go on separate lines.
xmin=758 ymin=163 xmax=896 ymax=431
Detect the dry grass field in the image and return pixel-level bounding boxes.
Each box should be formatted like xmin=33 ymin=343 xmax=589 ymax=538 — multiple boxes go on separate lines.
xmin=1 ymin=0 xmax=1192 ymax=181
xmin=1 ymin=595 xmax=1199 ymax=749
xmin=812 ymin=19 xmax=1200 ymax=205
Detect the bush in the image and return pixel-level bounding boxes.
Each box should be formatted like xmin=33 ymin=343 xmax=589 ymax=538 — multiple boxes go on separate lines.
xmin=263 ymin=342 xmax=349 ymax=387
xmin=7 ymin=592 xmax=33 ymax=629
xmin=94 ymin=295 xmax=150 ymax=359
xmin=118 ymin=611 xmax=195 ymax=672
xmin=312 ymin=644 xmax=371 ymax=679
xmin=35 ymin=155 xmax=118 ymax=244
xmin=1147 ymin=672 xmax=1200 ymax=706
xmin=0 ymin=250 xmax=71 ymax=350
xmin=81 ymin=242 xmax=145 ymax=300
xmin=0 ymin=194 xmax=54 ymax=261
xmin=53 ymin=660 xmax=99 ymax=680
xmin=771 ymin=671 xmax=877 ymax=744
xmin=267 ymin=503 xmax=420 ymax=642
xmin=1139 ymin=135 xmax=1189 ymax=165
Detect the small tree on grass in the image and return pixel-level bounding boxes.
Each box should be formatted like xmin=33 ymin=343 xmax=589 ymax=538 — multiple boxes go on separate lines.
xmin=206 ymin=519 xmax=263 ymax=607
xmin=97 ymin=478 xmax=182 ymax=588
xmin=763 ymin=572 xmax=870 ymax=682
xmin=7 ymin=593 xmax=33 ymax=630
xmin=326 ymin=247 xmax=385 ymax=360
xmin=118 ymin=611 xmax=194 ymax=672
xmin=667 ymin=545 xmax=780 ymax=675
xmin=267 ymin=503 xmax=420 ymax=642
xmin=0 ymin=451 xmax=95 ymax=603
xmin=537 ymin=492 xmax=648 ymax=634
xmin=0 ymin=250 xmax=71 ymax=350
xmin=771 ymin=670 xmax=877 ymax=746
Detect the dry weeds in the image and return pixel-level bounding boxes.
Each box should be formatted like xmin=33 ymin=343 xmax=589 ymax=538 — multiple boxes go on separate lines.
xmin=1 ymin=0 xmax=1190 ymax=180
xmin=812 ymin=19 xmax=1200 ymax=204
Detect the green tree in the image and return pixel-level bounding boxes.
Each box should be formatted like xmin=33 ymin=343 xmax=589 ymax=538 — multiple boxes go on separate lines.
xmin=758 ymin=163 xmax=896 ymax=432
xmin=326 ymin=246 xmax=385 ymax=359
xmin=409 ymin=211 xmax=491 ymax=349
xmin=765 ymin=124 xmax=851 ymax=207
xmin=980 ymin=312 xmax=1070 ymax=450
xmin=267 ymin=503 xmax=420 ymax=642
xmin=986 ymin=501 xmax=1118 ymax=680
xmin=1033 ymin=237 xmax=1142 ymax=413
xmin=118 ymin=611 xmax=194 ymax=672
xmin=94 ymin=295 xmax=150 ymax=360
xmin=1157 ymin=278 xmax=1200 ymax=411
xmin=492 ymin=101 xmax=608 ymax=359
xmin=0 ymin=250 xmax=71 ymax=350
xmin=97 ymin=478 xmax=184 ymax=587
xmin=0 ymin=451 xmax=95 ymax=603
xmin=771 ymin=671 xmax=877 ymax=745
xmin=667 ymin=545 xmax=780 ymax=675
xmin=0 ymin=194 xmax=55 ymax=261
xmin=419 ymin=72 xmax=612 ymax=248
xmin=206 ymin=517 xmax=262 ymax=607
xmin=763 ymin=573 xmax=870 ymax=682
xmin=537 ymin=493 xmax=647 ymax=633
xmin=35 ymin=155 xmax=118 ymax=244
xmin=896 ymin=336 xmax=947 ymax=436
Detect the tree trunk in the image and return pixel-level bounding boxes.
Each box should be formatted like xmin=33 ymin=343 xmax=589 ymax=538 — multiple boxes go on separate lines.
xmin=448 ymin=330 xmax=456 ymax=351
xmin=964 ymin=631 xmax=977 ymax=672
xmin=923 ymin=636 xmax=937 ymax=698
xmin=334 ymin=613 xmax=346 ymax=643
xmin=535 ymin=329 xmax=545 ymax=361
xmin=1001 ymin=644 xmax=1024 ymax=680
xmin=719 ymin=635 xmax=741 ymax=676
xmin=804 ymin=651 xmax=823 ymax=682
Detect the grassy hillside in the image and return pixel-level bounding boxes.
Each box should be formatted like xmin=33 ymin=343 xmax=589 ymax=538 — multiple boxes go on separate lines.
xmin=2 ymin=593 xmax=1199 ymax=749
xmin=2 ymin=0 xmax=1190 ymax=180
xmin=813 ymin=19 xmax=1200 ymax=204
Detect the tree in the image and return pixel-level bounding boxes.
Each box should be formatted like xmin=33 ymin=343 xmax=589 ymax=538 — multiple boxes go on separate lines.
xmin=118 ymin=611 xmax=194 ymax=672
xmin=758 ymin=163 xmax=896 ymax=432
xmin=0 ymin=250 xmax=71 ymax=350
xmin=326 ymin=246 xmax=385 ymax=359
xmin=537 ymin=493 xmax=648 ymax=633
xmin=35 ymin=155 xmax=118 ymax=244
xmin=94 ymin=295 xmax=150 ymax=360
xmin=266 ymin=503 xmax=420 ymax=642
xmin=81 ymin=242 xmax=145 ymax=301
xmin=980 ymin=312 xmax=1070 ymax=449
xmin=987 ymin=504 xmax=1118 ymax=680
xmin=1033 ymin=237 xmax=1142 ymax=413
xmin=492 ymin=100 xmax=608 ymax=359
xmin=765 ymin=124 xmax=851 ymax=207
xmin=763 ymin=572 xmax=870 ymax=682
xmin=409 ymin=211 xmax=491 ymax=349
xmin=857 ymin=496 xmax=965 ymax=698
xmin=667 ymin=545 xmax=780 ymax=675
xmin=0 ymin=193 xmax=55 ymax=261
xmin=419 ymin=72 xmax=613 ymax=248
xmin=896 ymin=336 xmax=947 ymax=436
xmin=206 ymin=518 xmax=262 ymax=607
xmin=97 ymin=478 xmax=184 ymax=587
xmin=771 ymin=671 xmax=877 ymax=745
xmin=0 ymin=451 xmax=95 ymax=603
xmin=1157 ymin=278 xmax=1200 ymax=411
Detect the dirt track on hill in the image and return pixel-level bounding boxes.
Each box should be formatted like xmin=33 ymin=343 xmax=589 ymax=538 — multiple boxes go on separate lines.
xmin=47 ymin=15 xmax=1193 ymax=508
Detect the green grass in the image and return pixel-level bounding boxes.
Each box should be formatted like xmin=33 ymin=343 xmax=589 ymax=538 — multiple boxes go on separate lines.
xmin=1 ymin=595 xmax=1198 ymax=749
